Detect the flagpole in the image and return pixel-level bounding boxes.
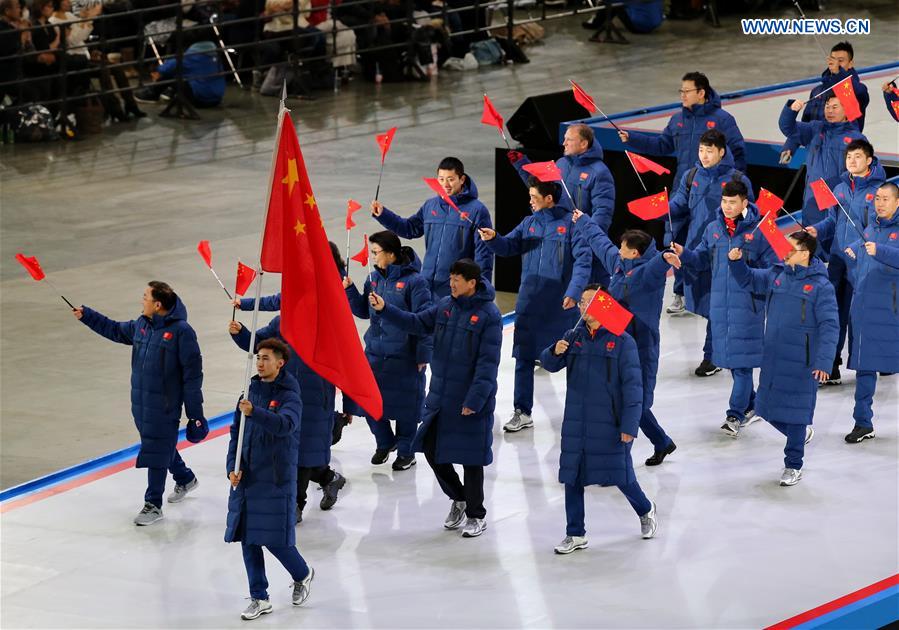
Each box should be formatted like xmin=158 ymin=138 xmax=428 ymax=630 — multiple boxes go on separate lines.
xmin=663 ymin=187 xmax=673 ymax=236
xmin=828 ymin=186 xmax=867 ymax=240
xmin=791 ymin=0 xmax=829 ymax=58
xmin=571 ymin=287 xmax=598 ymax=330
xmin=375 ymin=161 xmax=384 ymax=201
xmin=233 ymin=83 xmax=289 ymax=477
xmin=208 ymin=266 xmax=234 ymax=301
xmin=568 ymin=80 xmax=622 ymax=132
xmin=41 ymin=277 xmax=76 ymax=309
xmin=624 ymin=151 xmax=648 ymax=192
xmin=345 ymin=228 xmax=352 ymax=277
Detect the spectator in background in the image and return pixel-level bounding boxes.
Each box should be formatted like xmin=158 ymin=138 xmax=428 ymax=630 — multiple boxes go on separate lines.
xmin=134 ymin=40 xmax=225 ymax=106
xmin=883 ymin=80 xmax=899 ymax=123
xmin=0 ymin=0 xmax=42 ymax=103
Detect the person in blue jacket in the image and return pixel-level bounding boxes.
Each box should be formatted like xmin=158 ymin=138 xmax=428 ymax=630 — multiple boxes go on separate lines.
xmin=224 ymin=338 xmax=314 ymax=621
xmin=369 ymin=259 xmax=502 ymax=539
xmin=728 ymin=232 xmax=838 ymax=487
xmin=842 ymin=182 xmax=899 ymax=444
xmin=478 ymin=178 xmax=592 ymax=433
xmin=135 ymin=40 xmax=226 ymax=107
xmin=674 ymin=180 xmax=778 ymax=437
xmin=371 ymin=157 xmax=494 ymax=297
xmin=74 ymin=281 xmax=204 ymax=526
xmin=778 ymin=94 xmax=867 ymax=228
xmin=540 ymin=284 xmax=659 ymax=555
xmin=508 ymin=123 xmax=616 ymax=284
xmin=882 ymin=80 xmax=899 ymax=123
xmin=667 ymin=129 xmax=755 ymax=377
xmin=808 ymin=139 xmax=885 ymax=385
xmin=344 ymin=231 xmax=432 ymax=471
xmin=573 ymin=217 xmax=681 ymax=465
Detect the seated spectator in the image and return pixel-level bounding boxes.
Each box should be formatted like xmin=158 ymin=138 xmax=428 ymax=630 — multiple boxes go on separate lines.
xmin=257 ymin=0 xmax=325 ymax=67
xmin=307 ymin=0 xmax=355 ymax=75
xmin=134 ymin=40 xmax=224 ymax=107
xmin=1 ymin=0 xmax=42 ymax=103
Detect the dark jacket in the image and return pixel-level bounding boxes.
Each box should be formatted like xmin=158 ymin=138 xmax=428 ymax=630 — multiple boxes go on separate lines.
xmin=812 ymin=157 xmax=885 ymax=259
xmin=157 ymin=41 xmax=225 ymax=105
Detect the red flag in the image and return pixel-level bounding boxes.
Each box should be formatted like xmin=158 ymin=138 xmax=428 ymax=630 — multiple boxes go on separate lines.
xmin=758 ymin=211 xmax=794 ymax=260
xmin=423 ymin=177 xmax=460 ymax=211
xmin=625 ymin=151 xmax=671 ymax=176
xmin=627 ymin=189 xmax=669 ymax=221
xmin=834 ymin=76 xmax=862 ymax=122
xmin=522 ymin=160 xmax=563 ymax=183
xmin=15 ymin=253 xmax=45 ymax=281
xmin=260 ymin=113 xmax=383 ymax=420
xmin=197 ymin=240 xmax=213 ymax=268
xmin=585 ymin=289 xmax=633 ymax=336
xmin=570 ymin=80 xmax=596 ymax=114
xmin=481 ymin=94 xmax=504 ymax=132
xmin=351 ymin=234 xmax=369 ymax=266
xmin=345 ymin=199 xmax=362 ymax=230
xmin=809 ymin=179 xmax=838 ymax=210
xmin=892 ymin=99 xmax=899 ymax=121
xmin=375 ymin=127 xmax=397 ymax=164
xmin=757 ymin=188 xmax=784 ymax=216
xmin=235 ymin=261 xmax=257 ymax=296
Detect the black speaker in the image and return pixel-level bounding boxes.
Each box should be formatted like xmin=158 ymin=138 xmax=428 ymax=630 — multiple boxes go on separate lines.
xmin=506 ymin=90 xmax=591 ymax=150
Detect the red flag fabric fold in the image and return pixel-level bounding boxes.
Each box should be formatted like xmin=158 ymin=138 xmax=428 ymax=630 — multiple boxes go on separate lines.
xmin=423 ymin=177 xmax=461 ymax=211
xmin=757 ymin=188 xmax=785 ymax=216
xmin=235 ymin=261 xmax=257 ymax=296
xmin=521 ymin=160 xmax=563 ymax=183
xmin=627 ymin=189 xmax=669 ymax=220
xmin=375 ymin=127 xmax=397 ymax=164
xmin=834 ymin=76 xmax=863 ymax=122
xmin=15 ymin=253 xmax=45 ymax=281
xmin=345 ymin=199 xmax=362 ymax=230
xmin=758 ymin=211 xmax=794 ymax=260
xmin=351 ymin=234 xmax=369 ymax=266
xmin=809 ymin=179 xmax=838 ymax=210
xmin=585 ymin=289 xmax=633 ymax=336
xmin=570 ymin=80 xmax=597 ymax=114
xmin=481 ymin=94 xmax=504 ymax=132
xmin=260 ymin=112 xmax=383 ymax=420
xmin=197 ymin=240 xmax=213 ymax=268
xmin=625 ymin=151 xmax=671 ymax=176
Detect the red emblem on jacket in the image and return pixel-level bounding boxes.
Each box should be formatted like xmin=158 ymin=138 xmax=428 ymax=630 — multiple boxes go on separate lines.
xmin=843 ymin=136 xmax=852 ymax=144
xmin=574 ymin=341 xmax=582 ymax=347
xmin=606 ymin=341 xmax=615 ymax=351
xmin=529 ymin=226 xmax=536 ymax=233
xmin=580 ymin=172 xmax=589 ymax=180
xmin=692 ymin=181 xmax=699 ymax=187
xmin=163 ymin=331 xmax=173 ymax=340
xmin=713 ymin=232 xmax=720 ymax=239
xmin=460 ymin=212 xmax=470 ymax=221
xmin=395 ymin=281 xmax=405 ymax=289
xmin=470 ymin=315 xmax=479 ymax=323
xmin=774 ymin=279 xmax=781 ymax=286
xmin=744 ymin=233 xmax=754 ymax=241
xmin=890 ymin=233 xmax=898 ymax=240
xmin=803 ymin=284 xmax=813 ymax=293
xmin=721 ymin=182 xmax=726 ymax=187
xmin=706 ymin=121 xmax=716 ymax=128
xmin=866 ymin=193 xmax=874 ymax=201
xmin=443 ymin=309 xmax=451 ymax=318
xmin=140 ymin=328 xmax=147 ymax=335
xmin=269 ymin=400 xmax=279 ymax=409
xmin=431 ymin=210 xmax=438 ymax=216
xmin=676 ymin=122 xmax=683 ymax=128
xmin=557 ymin=226 xmax=566 ymax=234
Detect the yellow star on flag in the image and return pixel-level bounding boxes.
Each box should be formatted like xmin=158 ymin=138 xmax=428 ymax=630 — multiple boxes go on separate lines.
xmin=282 ymin=158 xmax=299 ymax=196
xmin=294 ymin=219 xmax=306 ymax=236
xmin=305 ymin=193 xmax=317 ymax=209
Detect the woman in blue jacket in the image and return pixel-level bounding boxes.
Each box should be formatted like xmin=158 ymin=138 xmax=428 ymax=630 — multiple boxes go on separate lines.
xmin=728 ymin=232 xmax=838 ymax=486
xmin=225 ymin=339 xmax=313 ymax=620
xmin=344 ymin=232 xmax=433 ymax=471
xmin=540 ymin=284 xmax=658 ymax=555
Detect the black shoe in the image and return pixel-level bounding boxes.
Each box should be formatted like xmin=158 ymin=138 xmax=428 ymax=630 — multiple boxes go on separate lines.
xmin=645 ymin=442 xmax=676 ymax=467
xmin=392 ymin=455 xmax=416 ymax=471
xmin=133 ymin=88 xmax=159 ymax=103
xmin=694 ymin=359 xmax=722 ymax=377
xmin=823 ymin=365 xmax=841 ymax=386
xmin=319 ymin=472 xmax=346 ymax=510
xmin=371 ymin=445 xmax=396 ymax=465
xmin=844 ymin=425 xmax=875 ymax=443
xmin=331 ymin=412 xmax=350 ymax=445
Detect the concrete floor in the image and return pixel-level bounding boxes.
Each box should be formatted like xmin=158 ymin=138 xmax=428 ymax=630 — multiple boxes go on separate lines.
xmin=2 ymin=2 xmax=899 ymax=489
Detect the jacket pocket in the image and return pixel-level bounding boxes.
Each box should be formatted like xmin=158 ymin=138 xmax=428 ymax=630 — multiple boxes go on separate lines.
xmin=801 ymin=299 xmax=807 ymax=324
xmin=805 ymin=333 xmax=810 ymax=367
xmin=893 ymin=283 xmax=897 ymax=314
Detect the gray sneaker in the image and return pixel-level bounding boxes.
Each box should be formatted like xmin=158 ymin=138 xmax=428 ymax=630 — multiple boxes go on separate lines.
xmin=503 ymin=409 xmax=533 ymax=433
xmin=741 ymin=409 xmax=760 ymax=427
xmin=805 ymin=426 xmax=814 ymax=444
xmin=640 ymin=501 xmax=658 ymax=539
xmin=291 ymin=566 xmax=314 ymax=606
xmin=553 ymin=535 xmax=588 ymax=554
xmin=720 ymin=416 xmax=741 ymax=438
xmin=133 ymin=502 xmax=163 ymax=526
xmin=444 ymin=500 xmax=467 ymax=529
xmin=666 ymin=294 xmax=685 ymax=315
xmin=166 ymin=477 xmax=199 ymax=503
xmin=780 ymin=468 xmax=802 ymax=486
xmin=240 ymin=598 xmax=272 ymax=620
xmin=461 ymin=517 xmax=487 ymax=538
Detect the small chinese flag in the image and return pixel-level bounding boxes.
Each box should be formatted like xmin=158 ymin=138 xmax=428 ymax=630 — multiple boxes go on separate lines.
xmin=834 ymin=76 xmax=862 ymax=122
xmin=569 ymin=80 xmax=596 ymax=114
xmin=345 ymin=199 xmax=362 ymax=230
xmin=235 ymin=261 xmax=257 ymax=296
xmin=197 ymin=240 xmax=213 ymax=268
xmin=757 ymin=188 xmax=784 ymax=216
xmin=809 ymin=179 xmax=838 ymax=210
xmin=522 ymin=160 xmax=563 ymax=183
xmin=758 ymin=211 xmax=794 ymax=260
xmin=351 ymin=234 xmax=369 ymax=266
xmin=627 ymin=189 xmax=669 ymax=221
xmin=585 ymin=289 xmax=633 ymax=336
xmin=15 ymin=253 xmax=45 ymax=281
xmin=625 ymin=151 xmax=671 ymax=176
xmin=375 ymin=127 xmax=397 ymax=164
xmin=423 ymin=177 xmax=461 ymax=212
xmin=481 ymin=94 xmax=504 ymax=132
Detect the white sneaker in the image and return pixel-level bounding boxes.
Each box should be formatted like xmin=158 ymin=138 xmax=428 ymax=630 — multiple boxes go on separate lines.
xmin=166 ymin=477 xmax=198 ymax=503
xmin=666 ymin=295 xmax=685 ymax=315
xmin=741 ymin=409 xmax=761 ymax=427
xmin=720 ymin=416 xmax=741 ymax=438
xmin=133 ymin=502 xmax=163 ymax=526
xmin=554 ymin=535 xmax=588 ymax=554
xmin=461 ymin=517 xmax=487 ymax=538
xmin=443 ymin=501 xmax=467 ymax=529
xmin=640 ymin=501 xmax=658 ymax=539
xmin=805 ymin=426 xmax=814 ymax=444
xmin=240 ymin=598 xmax=272 ymax=620
xmin=503 ymin=410 xmax=533 ymax=433
xmin=780 ymin=468 xmax=802 ymax=486
xmin=291 ymin=567 xmax=314 ymax=606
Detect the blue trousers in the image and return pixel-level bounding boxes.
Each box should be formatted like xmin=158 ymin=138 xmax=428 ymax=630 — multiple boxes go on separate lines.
xmin=514 ymin=358 xmax=535 ymax=416
xmin=702 ymin=319 xmax=713 ymax=362
xmin=564 ymin=479 xmax=651 ymax=537
xmin=727 ymin=368 xmax=756 ymax=419
xmin=768 ymin=421 xmax=807 ymax=469
xmin=640 ymin=408 xmax=672 ymax=451
xmin=828 ymin=254 xmax=853 ymax=367
xmin=145 ymin=449 xmax=194 ymax=508
xmin=367 ymin=417 xmax=418 ymax=457
xmin=241 ymin=543 xmax=310 ymax=600
xmin=853 ymin=370 xmax=878 ymax=428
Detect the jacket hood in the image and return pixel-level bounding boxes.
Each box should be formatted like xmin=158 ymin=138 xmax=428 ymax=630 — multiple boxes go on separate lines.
xmin=570 ymin=141 xmax=605 ymax=164
xmin=784 ymin=256 xmax=829 ymax=280
xmin=873 ymin=210 xmax=899 ymax=229
xmin=620 ymin=238 xmax=660 ymax=273
xmin=149 ymin=295 xmax=187 ymax=328
xmin=455 ymin=278 xmax=496 ymax=309
xmin=717 ymin=202 xmax=761 ymax=231
xmin=693 ymin=148 xmax=736 ymax=177
xmin=687 ymin=87 xmax=722 ymax=116
xmin=401 ymin=246 xmax=423 ymax=273
xmin=838 ymin=156 xmax=886 ymax=189
xmin=251 ymin=367 xmax=300 ymax=394
xmin=450 ymin=174 xmax=479 ymax=204
xmin=819 ymin=66 xmax=858 ymax=88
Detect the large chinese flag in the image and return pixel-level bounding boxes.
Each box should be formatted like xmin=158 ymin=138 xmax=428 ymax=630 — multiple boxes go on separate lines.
xmin=627 ymin=189 xmax=669 ymax=220
xmin=261 ymin=112 xmax=383 ymax=420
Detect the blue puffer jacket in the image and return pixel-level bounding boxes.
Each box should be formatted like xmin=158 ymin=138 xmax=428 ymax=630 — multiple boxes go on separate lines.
xmin=625 ymin=88 xmax=747 ymax=187
xmin=345 ymin=248 xmax=432 ymax=423
xmin=231 ymin=318 xmax=335 ymax=468
xmin=812 ymin=157 xmax=885 ymax=258
xmin=680 ymin=204 xmax=778 ymax=368
xmin=380 ymin=281 xmax=503 ymax=466
xmin=374 ymin=174 xmax=494 ymax=297
xmin=845 ymin=212 xmax=899 ymax=373
xmin=79 ymin=297 xmax=204 ymax=469
xmin=730 ymin=258 xmax=838 ymax=425
xmin=574 ymin=220 xmax=671 ymax=408
xmin=778 ymin=101 xmax=867 ymax=226
xmin=485 ymin=202 xmax=591 ymax=361
xmin=239 ymin=293 xmax=283 ymax=312
xmin=224 ymin=370 xmax=301 ymax=547
xmin=157 ymin=41 xmax=225 ymax=106
xmin=540 ymin=326 xmax=643 ymax=487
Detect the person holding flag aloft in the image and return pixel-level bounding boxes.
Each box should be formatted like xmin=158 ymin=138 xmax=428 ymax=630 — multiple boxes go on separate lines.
xmin=842 ymin=182 xmax=899 ymax=444
xmin=673 ymin=180 xmax=778 ymax=437
xmin=344 ymin=231 xmax=433 ymax=471
xmin=540 ymin=284 xmax=659 ymax=555
xmin=371 ymin=157 xmax=494 ymax=297
xmin=727 ymin=232 xmax=838 ymax=486
xmin=478 ymin=178 xmax=592 ymax=433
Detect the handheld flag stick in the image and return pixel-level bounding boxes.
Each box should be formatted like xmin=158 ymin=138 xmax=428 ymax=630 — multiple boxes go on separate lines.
xmin=44 ymin=277 xmax=76 ymax=309
xmin=791 ymin=0 xmax=829 ymax=57
xmin=210 ymin=267 xmax=233 ymax=300
xmin=375 ymin=163 xmax=385 ymax=201
xmin=569 ymin=80 xmax=623 ymax=132
xmin=14 ymin=253 xmax=76 ymax=309
xmin=624 ymin=152 xmax=648 ymax=193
